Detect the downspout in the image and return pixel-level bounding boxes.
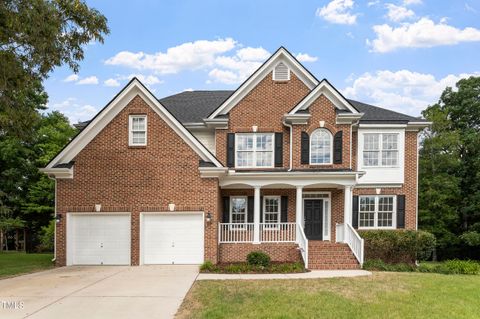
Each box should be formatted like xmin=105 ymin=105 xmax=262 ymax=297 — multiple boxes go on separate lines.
xmin=283 ymin=120 xmax=293 ymax=171
xmin=350 ymin=120 xmax=360 ymax=170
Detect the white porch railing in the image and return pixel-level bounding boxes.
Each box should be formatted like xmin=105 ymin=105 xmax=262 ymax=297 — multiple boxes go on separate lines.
xmin=259 ymin=223 xmax=297 ymax=242
xmin=339 ymin=223 xmax=364 ymax=266
xmin=296 ymin=224 xmax=309 ymax=268
xmin=218 ymin=223 xmax=254 ymax=243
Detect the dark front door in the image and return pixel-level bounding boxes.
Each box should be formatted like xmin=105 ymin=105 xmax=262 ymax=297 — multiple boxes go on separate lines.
xmin=304 ymin=199 xmax=323 ymax=240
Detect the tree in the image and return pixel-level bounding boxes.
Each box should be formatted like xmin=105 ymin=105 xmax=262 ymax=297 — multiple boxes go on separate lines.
xmin=0 ymin=0 xmax=109 ymax=138
xmin=0 ymin=0 xmax=108 ymax=250
xmin=420 ymin=76 xmax=480 ymax=259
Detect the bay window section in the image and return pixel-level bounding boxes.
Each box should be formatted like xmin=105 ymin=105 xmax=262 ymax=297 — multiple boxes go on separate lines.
xmin=235 ymin=133 xmax=273 ymax=168
xmin=363 ymin=133 xmax=398 ymax=167
xmin=359 ymin=195 xmax=396 ymax=229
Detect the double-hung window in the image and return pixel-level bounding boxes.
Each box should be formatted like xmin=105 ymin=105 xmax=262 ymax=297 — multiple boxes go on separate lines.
xmin=363 ymin=133 xmax=398 ymax=167
xmin=359 ymin=195 xmax=396 ymax=229
xmin=230 ymin=197 xmax=247 ymax=225
xmin=235 ymin=133 xmax=274 ymax=168
xmin=129 ymin=115 xmax=147 ymax=146
xmin=263 ymin=196 xmax=280 ymax=228
xmin=310 ymin=129 xmax=332 ymax=164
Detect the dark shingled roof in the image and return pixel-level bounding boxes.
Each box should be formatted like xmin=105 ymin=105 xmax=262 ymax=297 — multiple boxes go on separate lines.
xmin=52 ymin=161 xmax=75 ymax=169
xmin=73 ymin=90 xmax=426 ymax=129
xmin=160 ymin=90 xmax=233 ymax=123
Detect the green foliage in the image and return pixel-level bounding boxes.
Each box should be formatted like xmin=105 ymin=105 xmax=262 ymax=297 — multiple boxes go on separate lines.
xmin=460 ymin=231 xmax=480 ymax=247
xmin=363 ymin=259 xmax=416 ymax=272
xmin=38 ymin=221 xmax=55 ymax=252
xmin=418 ymin=260 xmax=480 ymax=275
xmin=420 ymin=76 xmax=480 ymax=260
xmin=246 ymin=251 xmax=271 ymax=267
xmin=199 ymin=262 xmax=305 ymax=274
xmin=359 ymin=230 xmax=436 ymax=264
xmin=200 ymin=261 xmax=215 ymax=272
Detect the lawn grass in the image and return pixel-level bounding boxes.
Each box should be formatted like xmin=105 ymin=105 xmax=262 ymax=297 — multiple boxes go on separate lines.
xmin=0 ymin=252 xmax=54 ymax=279
xmin=176 ymin=272 xmax=480 ymax=319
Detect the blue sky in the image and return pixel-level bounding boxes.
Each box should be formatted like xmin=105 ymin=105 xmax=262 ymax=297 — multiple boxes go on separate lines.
xmin=44 ymin=0 xmax=480 ymax=124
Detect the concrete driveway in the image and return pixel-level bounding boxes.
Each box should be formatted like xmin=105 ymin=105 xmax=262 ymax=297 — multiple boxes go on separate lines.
xmin=0 ymin=265 xmax=199 ymax=319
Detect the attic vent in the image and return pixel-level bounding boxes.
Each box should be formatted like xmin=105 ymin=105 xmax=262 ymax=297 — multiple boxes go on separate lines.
xmin=273 ymin=62 xmax=290 ymax=81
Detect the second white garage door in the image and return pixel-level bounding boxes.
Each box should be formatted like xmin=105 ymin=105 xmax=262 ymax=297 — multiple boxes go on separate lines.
xmin=141 ymin=213 xmax=204 ymax=265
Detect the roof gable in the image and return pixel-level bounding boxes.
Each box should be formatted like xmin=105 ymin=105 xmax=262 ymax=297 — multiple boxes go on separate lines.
xmin=289 ymin=79 xmax=359 ymax=115
xmin=45 ymin=78 xmax=223 ymax=169
xmin=207 ymin=47 xmax=319 ymax=119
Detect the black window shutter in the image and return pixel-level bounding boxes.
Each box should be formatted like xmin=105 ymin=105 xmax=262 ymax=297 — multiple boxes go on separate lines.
xmin=352 ymin=195 xmax=359 ymax=229
xmin=333 ymin=131 xmax=343 ymax=164
xmin=247 ymin=196 xmax=254 ymax=223
xmin=222 ymin=197 xmax=230 ymax=223
xmin=260 ymin=196 xmax=264 ymax=223
xmin=301 ymin=131 xmax=309 ymax=164
xmin=281 ymin=196 xmax=288 ymax=222
xmin=226 ymin=133 xmax=235 ymax=167
xmin=275 ymin=132 xmax=283 ymax=167
xmin=397 ymin=195 xmax=406 ymax=229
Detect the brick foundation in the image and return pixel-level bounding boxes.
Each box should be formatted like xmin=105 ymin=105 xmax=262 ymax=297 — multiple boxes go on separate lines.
xmin=218 ymin=243 xmax=302 ymax=263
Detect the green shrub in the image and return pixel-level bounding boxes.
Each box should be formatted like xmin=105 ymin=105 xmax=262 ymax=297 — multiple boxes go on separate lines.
xmin=418 ymin=260 xmax=480 ymax=275
xmin=37 ymin=221 xmax=55 ymax=252
xmin=359 ymin=230 xmax=436 ymax=264
xmin=200 ymin=260 xmax=217 ymax=272
xmin=363 ymin=259 xmax=415 ymax=272
xmin=246 ymin=251 xmax=271 ymax=267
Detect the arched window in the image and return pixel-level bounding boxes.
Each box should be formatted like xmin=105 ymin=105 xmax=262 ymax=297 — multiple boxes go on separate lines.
xmin=310 ymin=129 xmax=332 ymax=164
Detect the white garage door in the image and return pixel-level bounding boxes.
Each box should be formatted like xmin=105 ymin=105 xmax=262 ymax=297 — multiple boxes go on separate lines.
xmin=67 ymin=213 xmax=131 ymax=266
xmin=142 ymin=213 xmax=204 ymax=265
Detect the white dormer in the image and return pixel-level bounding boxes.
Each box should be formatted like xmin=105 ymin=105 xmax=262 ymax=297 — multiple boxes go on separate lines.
xmin=273 ymin=62 xmax=290 ymax=81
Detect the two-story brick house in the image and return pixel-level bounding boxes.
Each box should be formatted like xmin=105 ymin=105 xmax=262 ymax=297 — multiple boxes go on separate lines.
xmin=42 ymin=47 xmax=430 ymax=269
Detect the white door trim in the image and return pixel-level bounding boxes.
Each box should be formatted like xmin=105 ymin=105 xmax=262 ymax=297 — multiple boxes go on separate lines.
xmin=139 ymin=211 xmax=205 ymax=265
xmin=302 ymin=192 xmax=331 ymax=241
xmin=66 ymin=212 xmax=131 ymax=266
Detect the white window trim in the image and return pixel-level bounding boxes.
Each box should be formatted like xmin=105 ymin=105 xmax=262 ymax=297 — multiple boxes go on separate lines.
xmin=309 ymin=128 xmax=333 ymax=165
xmin=362 ymin=133 xmax=399 ymax=168
xmin=358 ymin=195 xmax=397 ymax=230
xmin=129 ymin=115 xmax=147 ymax=146
xmin=234 ymin=133 xmax=275 ymax=168
xmin=229 ymin=196 xmax=248 ymax=226
xmin=262 ymin=196 xmax=281 ymax=227
xmin=302 ymin=192 xmax=331 ymax=241
xmin=272 ymin=62 xmax=291 ymax=81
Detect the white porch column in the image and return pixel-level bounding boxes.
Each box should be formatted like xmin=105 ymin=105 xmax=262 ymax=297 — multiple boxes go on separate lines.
xmin=253 ymin=186 xmax=261 ymax=244
xmin=343 ymin=185 xmax=353 ymax=243
xmin=296 ymin=186 xmax=303 ymax=228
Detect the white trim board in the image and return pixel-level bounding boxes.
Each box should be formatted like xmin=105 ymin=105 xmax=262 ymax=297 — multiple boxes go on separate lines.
xmin=208 ymin=47 xmax=319 ymax=119
xmin=46 ymin=78 xmax=223 ymax=169
xmin=289 ymin=79 xmax=359 ymax=115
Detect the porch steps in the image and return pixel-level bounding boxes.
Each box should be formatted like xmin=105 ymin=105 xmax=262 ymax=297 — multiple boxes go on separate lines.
xmin=307 ymin=241 xmax=360 ymax=270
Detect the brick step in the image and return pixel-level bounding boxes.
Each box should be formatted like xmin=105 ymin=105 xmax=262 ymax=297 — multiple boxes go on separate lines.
xmin=307 ymin=241 xmax=360 ymax=270
xmin=309 ymin=264 xmax=361 ymax=270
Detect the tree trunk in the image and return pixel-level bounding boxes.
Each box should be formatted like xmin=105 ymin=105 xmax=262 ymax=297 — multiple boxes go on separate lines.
xmin=0 ymin=229 xmax=3 ymax=252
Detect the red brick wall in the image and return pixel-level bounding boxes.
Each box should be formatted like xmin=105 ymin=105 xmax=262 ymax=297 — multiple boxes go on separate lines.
xmin=55 ymin=95 xmax=220 ymax=266
xmin=215 ymin=71 xmax=310 ymax=167
xmin=219 ymin=243 xmax=301 ymax=263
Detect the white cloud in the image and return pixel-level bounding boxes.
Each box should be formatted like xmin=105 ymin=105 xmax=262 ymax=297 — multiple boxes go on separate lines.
xmin=403 ymin=0 xmax=422 ymax=5
xmin=316 ymin=0 xmax=358 ymax=25
xmin=49 ymin=98 xmax=98 ymax=123
xmin=127 ymin=74 xmax=163 ymax=85
xmin=343 ymin=70 xmax=480 ymax=115
xmin=104 ymin=78 xmax=120 ymax=87
xmin=465 ymin=3 xmax=478 ymax=13
xmin=368 ymin=18 xmax=480 ymax=52
xmin=105 ymin=38 xmax=237 ymax=74
xmin=76 ymin=76 xmax=99 ymax=85
xmin=296 ymin=53 xmax=318 ymax=62
xmin=64 ymin=74 xmax=79 ymax=82
xmin=385 ymin=4 xmax=415 ymax=22
xmin=207 ymin=46 xmax=271 ymax=84
xmin=367 ymin=1 xmax=380 ymax=7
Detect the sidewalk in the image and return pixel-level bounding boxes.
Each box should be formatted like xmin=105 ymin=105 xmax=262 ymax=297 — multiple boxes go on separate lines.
xmin=197 ymin=269 xmax=371 ymax=280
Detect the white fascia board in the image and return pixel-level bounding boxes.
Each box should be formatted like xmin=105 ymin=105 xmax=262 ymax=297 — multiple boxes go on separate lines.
xmin=40 ymin=168 xmax=73 ymax=179
xmin=289 ymin=80 xmax=359 ymax=115
xmin=358 ymin=123 xmax=408 ymax=129
xmin=203 ymin=118 xmax=229 ymax=129
xmin=184 ymin=122 xmax=207 ymax=129
xmin=46 ymin=79 xmax=223 ymax=169
xmin=336 ymin=113 xmax=364 ymax=124
xmin=406 ymin=121 xmax=432 ymax=131
xmin=199 ymin=167 xmax=228 ymax=178
xmin=207 ymin=48 xmax=319 ymax=119
xmin=283 ymin=113 xmax=311 ymax=125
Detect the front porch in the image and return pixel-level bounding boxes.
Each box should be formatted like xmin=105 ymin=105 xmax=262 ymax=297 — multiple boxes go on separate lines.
xmin=217 ymin=172 xmax=364 ymax=269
